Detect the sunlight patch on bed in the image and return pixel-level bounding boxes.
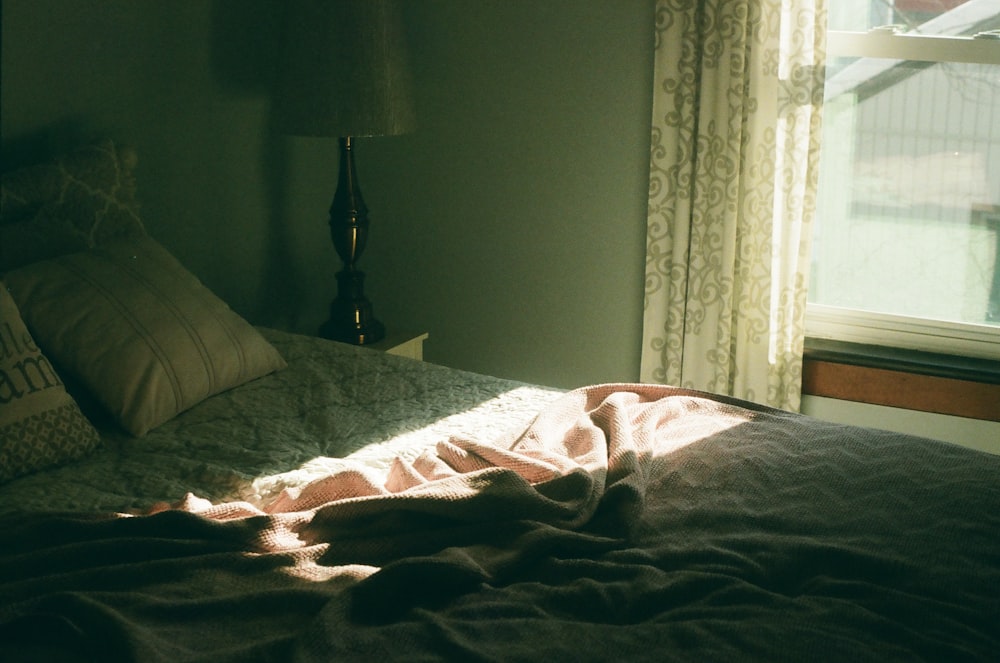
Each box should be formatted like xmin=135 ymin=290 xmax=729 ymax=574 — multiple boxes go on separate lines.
xmin=242 ymin=385 xmax=560 ymax=508
xmin=278 ymin=557 xmax=378 ymax=584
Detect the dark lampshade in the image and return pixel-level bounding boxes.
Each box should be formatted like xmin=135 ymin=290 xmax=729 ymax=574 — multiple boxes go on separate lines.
xmin=273 ymin=0 xmax=416 ymax=138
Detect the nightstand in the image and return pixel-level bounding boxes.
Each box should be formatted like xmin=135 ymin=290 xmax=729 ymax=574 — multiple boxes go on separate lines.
xmin=366 ymin=331 xmax=429 ymax=360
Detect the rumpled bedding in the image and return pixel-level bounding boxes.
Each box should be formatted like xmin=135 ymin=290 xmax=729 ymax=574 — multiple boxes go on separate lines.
xmin=0 ymin=328 xmax=562 ymax=514
xmin=2 ymin=383 xmax=998 ymax=662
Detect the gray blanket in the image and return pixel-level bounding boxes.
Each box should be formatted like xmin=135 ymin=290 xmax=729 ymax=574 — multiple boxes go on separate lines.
xmin=2 ymin=384 xmax=998 ymax=662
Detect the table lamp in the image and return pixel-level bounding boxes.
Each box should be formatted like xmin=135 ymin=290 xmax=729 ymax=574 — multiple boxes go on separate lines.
xmin=273 ymin=0 xmax=415 ymax=344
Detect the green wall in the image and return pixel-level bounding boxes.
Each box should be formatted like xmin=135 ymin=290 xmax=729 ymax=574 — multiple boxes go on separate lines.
xmin=1 ymin=0 xmax=655 ymax=389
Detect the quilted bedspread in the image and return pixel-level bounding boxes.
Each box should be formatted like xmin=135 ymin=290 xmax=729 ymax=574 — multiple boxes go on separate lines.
xmin=0 ymin=329 xmax=562 ymax=514
xmin=1 ymin=382 xmax=999 ymax=662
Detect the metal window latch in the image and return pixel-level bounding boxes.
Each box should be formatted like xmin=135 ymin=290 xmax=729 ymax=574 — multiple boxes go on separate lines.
xmin=869 ymin=25 xmax=908 ymax=35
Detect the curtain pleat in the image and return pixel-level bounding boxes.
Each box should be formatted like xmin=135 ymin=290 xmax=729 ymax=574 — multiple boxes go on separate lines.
xmin=642 ymin=0 xmax=826 ymax=411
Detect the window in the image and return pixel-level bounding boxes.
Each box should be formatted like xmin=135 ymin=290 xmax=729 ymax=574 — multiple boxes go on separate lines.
xmin=807 ymin=0 xmax=1000 ymax=361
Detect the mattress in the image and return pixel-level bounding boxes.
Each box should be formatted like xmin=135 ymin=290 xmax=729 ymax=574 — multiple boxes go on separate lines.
xmin=1 ymin=364 xmax=998 ymax=662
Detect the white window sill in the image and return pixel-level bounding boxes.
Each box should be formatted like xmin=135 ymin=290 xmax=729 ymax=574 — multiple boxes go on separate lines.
xmin=806 ymin=304 xmax=1000 ymax=362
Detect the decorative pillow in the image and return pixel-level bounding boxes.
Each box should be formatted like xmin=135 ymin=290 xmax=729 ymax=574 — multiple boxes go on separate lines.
xmin=4 ymin=236 xmax=287 ymax=436
xmin=0 ymin=283 xmax=101 ymax=483
xmin=0 ymin=139 xmax=145 ymax=271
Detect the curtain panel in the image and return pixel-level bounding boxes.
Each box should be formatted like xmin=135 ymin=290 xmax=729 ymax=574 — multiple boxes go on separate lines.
xmin=641 ymin=0 xmax=826 ymax=411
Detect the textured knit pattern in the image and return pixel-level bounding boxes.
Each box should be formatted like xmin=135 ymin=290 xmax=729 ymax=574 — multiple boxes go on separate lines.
xmin=1 ymin=382 xmax=997 ymax=661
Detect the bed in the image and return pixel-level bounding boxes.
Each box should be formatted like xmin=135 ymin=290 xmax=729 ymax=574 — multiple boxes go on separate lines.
xmin=1 ymin=141 xmax=998 ymax=662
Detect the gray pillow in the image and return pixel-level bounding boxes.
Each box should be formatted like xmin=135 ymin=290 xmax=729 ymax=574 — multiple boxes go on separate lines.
xmin=5 ymin=236 xmax=286 ymax=436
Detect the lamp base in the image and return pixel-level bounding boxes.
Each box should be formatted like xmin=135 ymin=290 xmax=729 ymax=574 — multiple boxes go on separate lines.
xmin=319 ymin=269 xmax=385 ymax=345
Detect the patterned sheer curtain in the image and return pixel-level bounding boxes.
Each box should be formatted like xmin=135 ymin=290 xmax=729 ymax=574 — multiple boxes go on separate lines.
xmin=641 ymin=0 xmax=826 ymax=411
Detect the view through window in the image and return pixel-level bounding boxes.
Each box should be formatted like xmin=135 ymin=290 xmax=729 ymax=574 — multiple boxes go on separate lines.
xmin=808 ymin=0 xmax=1000 ymax=357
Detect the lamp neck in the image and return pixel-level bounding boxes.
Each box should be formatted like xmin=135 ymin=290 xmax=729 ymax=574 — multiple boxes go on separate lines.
xmin=338 ymin=136 xmax=358 ymax=201
xmin=330 ymin=135 xmax=369 ymax=270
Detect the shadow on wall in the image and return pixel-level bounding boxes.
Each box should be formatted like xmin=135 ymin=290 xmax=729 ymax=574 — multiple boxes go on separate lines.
xmin=209 ymin=0 xmax=303 ymax=331
xmin=0 ymin=119 xmax=99 ymax=172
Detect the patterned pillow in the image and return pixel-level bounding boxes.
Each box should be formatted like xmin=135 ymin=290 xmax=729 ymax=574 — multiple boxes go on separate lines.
xmin=4 ymin=236 xmax=287 ymax=436
xmin=0 ymin=283 xmax=101 ymax=483
xmin=0 ymin=139 xmax=145 ymax=271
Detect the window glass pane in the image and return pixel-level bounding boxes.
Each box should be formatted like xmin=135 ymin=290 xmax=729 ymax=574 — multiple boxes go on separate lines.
xmin=810 ymin=2 xmax=1000 ymax=327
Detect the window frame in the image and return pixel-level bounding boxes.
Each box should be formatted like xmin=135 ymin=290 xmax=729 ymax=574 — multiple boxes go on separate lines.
xmin=805 ymin=26 xmax=1000 ymax=363
xmin=827 ymin=30 xmax=1000 ymax=67
xmin=807 ymin=304 xmax=1000 ymax=361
